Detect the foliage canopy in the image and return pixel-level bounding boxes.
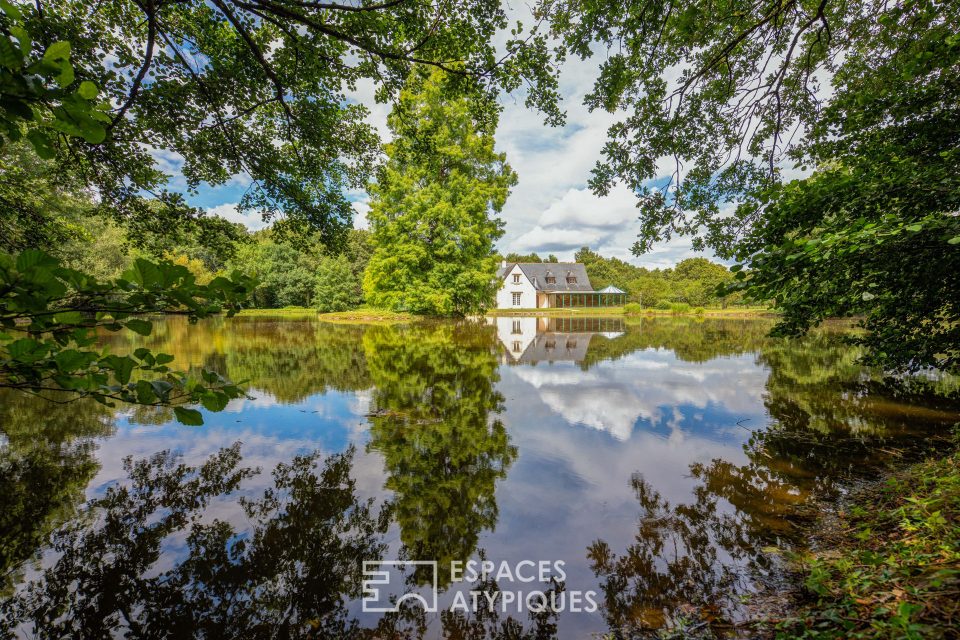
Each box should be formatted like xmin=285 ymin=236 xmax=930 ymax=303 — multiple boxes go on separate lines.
xmin=364 ymin=67 xmax=516 ymax=315
xmin=546 ymin=0 xmax=960 ymax=370
xmin=1 ymin=0 xmax=560 ymax=248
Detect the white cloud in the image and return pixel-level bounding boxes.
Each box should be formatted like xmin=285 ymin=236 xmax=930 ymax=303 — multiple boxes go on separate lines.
xmin=537 ymin=185 xmax=639 ymax=229
xmin=512 ymin=225 xmax=604 ymax=252
xmin=345 ymin=77 xmax=392 ymax=142
xmin=347 ymin=189 xmax=371 ymax=230
xmin=207 ymin=203 xmax=270 ymax=231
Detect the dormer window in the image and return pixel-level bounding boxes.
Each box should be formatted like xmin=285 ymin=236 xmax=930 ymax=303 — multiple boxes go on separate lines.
xmin=545 ymin=271 xmax=556 ymax=285
xmin=566 ymin=276 xmax=577 ymax=284
xmin=513 ymin=273 xmax=521 ymax=283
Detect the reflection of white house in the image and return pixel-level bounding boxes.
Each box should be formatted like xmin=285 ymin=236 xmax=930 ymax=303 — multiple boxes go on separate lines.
xmin=494 ymin=262 xmax=627 ymax=309
xmin=491 ymin=316 xmax=626 ymax=363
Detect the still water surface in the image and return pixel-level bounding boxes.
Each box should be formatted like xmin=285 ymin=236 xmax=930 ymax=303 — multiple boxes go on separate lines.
xmin=1 ymin=315 xmax=958 ymax=638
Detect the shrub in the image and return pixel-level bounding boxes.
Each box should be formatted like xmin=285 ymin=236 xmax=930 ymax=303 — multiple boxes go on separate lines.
xmin=623 ymin=303 xmax=643 ymax=315
xmin=693 ymin=306 xmax=705 ymax=315
xmin=655 ymin=300 xmax=672 ymax=310
xmin=669 ymin=302 xmax=691 ymax=314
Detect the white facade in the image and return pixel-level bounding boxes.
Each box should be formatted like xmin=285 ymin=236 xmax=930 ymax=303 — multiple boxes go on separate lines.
xmin=491 ymin=316 xmax=540 ymax=361
xmin=495 ymin=264 xmax=538 ymax=309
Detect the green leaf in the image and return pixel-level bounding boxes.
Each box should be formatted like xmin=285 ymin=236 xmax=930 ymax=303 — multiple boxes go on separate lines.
xmin=53 ymin=311 xmax=84 ymax=325
xmin=42 ymin=41 xmax=70 ymax=62
xmin=125 ymin=259 xmax=163 ymax=288
xmin=54 ymin=349 xmax=89 ymax=372
xmin=55 ymin=62 xmax=74 ymax=88
xmin=200 ymin=392 xmax=229 ymax=412
xmin=948 ymin=236 xmax=960 ymax=245
xmin=77 ymin=80 xmax=98 ymax=99
xmin=7 ymin=338 xmax=40 ymax=360
xmin=16 ymin=249 xmax=58 ymax=271
xmin=0 ymin=1 xmax=25 ymax=21
xmin=115 ymin=357 xmax=135 ymax=385
xmin=26 ymin=129 xmax=56 ymax=159
xmin=134 ymin=379 xmax=157 ymax=404
xmin=174 ymin=406 xmax=204 ymax=426
xmin=77 ymin=120 xmax=105 ymax=144
xmin=0 ymin=35 xmax=23 ymax=69
xmin=124 ymin=318 xmax=153 ymax=336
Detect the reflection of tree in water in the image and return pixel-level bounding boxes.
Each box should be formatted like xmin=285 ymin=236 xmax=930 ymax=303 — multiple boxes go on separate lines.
xmin=100 ymin=316 xmax=374 ymax=403
xmin=580 ymin=318 xmax=775 ymax=369
xmin=761 ymin=331 xmax=960 ymax=438
xmin=588 ymin=474 xmax=752 ymax=636
xmin=0 ymin=445 xmax=392 ymax=638
xmin=588 ymin=330 xmax=960 ymax=637
xmin=364 ymin=322 xmax=517 ymax=587
xmin=0 ymin=391 xmax=114 ymax=592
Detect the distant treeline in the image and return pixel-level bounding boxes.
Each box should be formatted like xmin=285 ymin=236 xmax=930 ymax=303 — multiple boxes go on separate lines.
xmin=5 ymin=139 xmax=747 ymax=312
xmin=502 ymin=248 xmax=748 ymax=308
xmin=26 ymin=201 xmax=745 ymax=312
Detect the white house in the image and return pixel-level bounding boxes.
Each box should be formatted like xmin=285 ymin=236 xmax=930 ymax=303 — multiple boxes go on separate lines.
xmin=494 ymin=262 xmax=627 ymax=309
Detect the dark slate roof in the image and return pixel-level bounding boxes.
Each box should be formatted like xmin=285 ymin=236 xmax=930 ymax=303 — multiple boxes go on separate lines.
xmin=498 ymin=262 xmax=594 ymax=292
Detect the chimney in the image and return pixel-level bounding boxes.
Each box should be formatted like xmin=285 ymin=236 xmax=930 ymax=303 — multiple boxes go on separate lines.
xmin=501 ymin=260 xmax=507 ymax=268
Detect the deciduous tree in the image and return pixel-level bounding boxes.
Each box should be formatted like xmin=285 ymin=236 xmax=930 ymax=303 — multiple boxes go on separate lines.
xmin=364 ymin=67 xmax=517 ymax=315
xmin=314 ymin=254 xmax=360 ymax=313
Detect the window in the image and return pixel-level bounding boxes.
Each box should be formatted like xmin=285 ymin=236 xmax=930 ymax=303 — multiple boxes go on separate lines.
xmin=513 ymin=273 xmax=521 ymax=283
xmin=511 ymin=320 xmax=521 ymax=334
xmin=511 ymin=292 xmax=522 ymax=306
xmin=545 ymin=276 xmax=556 ymax=284
xmin=512 ymin=341 xmax=523 ymax=353
xmin=566 ymin=276 xmax=577 ymax=284
xmin=566 ymin=339 xmax=578 ymax=350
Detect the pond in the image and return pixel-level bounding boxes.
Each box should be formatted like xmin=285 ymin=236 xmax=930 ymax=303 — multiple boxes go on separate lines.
xmin=1 ymin=315 xmax=958 ymax=638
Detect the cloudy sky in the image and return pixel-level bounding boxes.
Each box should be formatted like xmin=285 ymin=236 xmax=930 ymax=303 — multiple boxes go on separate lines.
xmin=169 ymin=18 xmax=714 ymax=269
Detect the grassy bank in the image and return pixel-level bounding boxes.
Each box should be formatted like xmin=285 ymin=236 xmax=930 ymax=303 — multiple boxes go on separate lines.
xmin=316 ymin=308 xmax=417 ymax=324
xmin=236 ymin=307 xmax=319 ymax=317
xmin=236 ymin=307 xmax=417 ymax=324
xmin=775 ymin=443 xmax=960 ymax=639
xmin=485 ymin=305 xmax=774 ymax=318
xmin=238 ymin=306 xmax=775 ymax=321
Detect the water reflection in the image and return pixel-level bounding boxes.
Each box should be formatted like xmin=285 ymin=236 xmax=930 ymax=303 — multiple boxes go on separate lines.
xmin=0 ymin=315 xmax=958 ymax=638
xmin=364 ymin=323 xmax=516 ymax=586
xmin=492 ymin=316 xmax=626 ymax=364
xmin=1 ymin=445 xmax=394 ymax=638
xmin=0 ymin=391 xmax=113 ymax=593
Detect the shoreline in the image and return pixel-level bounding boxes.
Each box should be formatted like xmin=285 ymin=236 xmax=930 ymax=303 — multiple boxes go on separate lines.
xmin=484 ymin=306 xmax=775 ymax=318
xmin=237 ymin=306 xmax=776 ymax=321
xmin=755 ymin=437 xmax=960 ymax=639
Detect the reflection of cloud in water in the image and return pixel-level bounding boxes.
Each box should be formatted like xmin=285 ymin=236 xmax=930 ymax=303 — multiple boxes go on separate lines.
xmin=539 ymin=387 xmax=653 ymax=440
xmin=88 ymin=389 xmax=387 ymax=538
xmin=507 ymin=348 xmax=769 ymax=441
